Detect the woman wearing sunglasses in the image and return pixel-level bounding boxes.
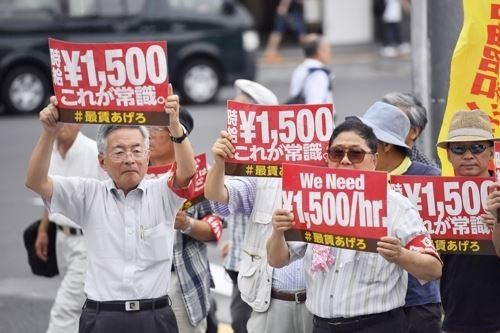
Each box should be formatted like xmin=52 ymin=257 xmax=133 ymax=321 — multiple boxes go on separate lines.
xmin=266 ymin=119 xmax=443 ymax=333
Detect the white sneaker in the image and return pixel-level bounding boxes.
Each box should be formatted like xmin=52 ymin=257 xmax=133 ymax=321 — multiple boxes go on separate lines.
xmin=380 ymin=46 xmax=397 ymax=58
xmin=398 ymin=42 xmax=411 ymax=55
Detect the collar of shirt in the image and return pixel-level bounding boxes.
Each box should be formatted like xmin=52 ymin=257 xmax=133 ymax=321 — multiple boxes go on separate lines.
xmin=390 ymin=156 xmax=412 ymax=176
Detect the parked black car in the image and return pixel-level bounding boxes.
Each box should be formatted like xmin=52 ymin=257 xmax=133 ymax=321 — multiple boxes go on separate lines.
xmin=0 ymin=0 xmax=258 ymax=114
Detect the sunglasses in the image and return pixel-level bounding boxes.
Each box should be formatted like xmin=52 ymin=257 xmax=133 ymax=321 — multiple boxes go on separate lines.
xmin=448 ymin=143 xmax=491 ymax=155
xmin=327 ymin=147 xmax=373 ymax=163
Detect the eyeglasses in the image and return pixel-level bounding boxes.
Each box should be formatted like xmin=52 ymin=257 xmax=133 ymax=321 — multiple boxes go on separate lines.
xmin=327 ymin=147 xmax=373 ymax=163
xmin=108 ymin=148 xmax=148 ymax=162
xmin=448 ymin=143 xmax=491 ymax=155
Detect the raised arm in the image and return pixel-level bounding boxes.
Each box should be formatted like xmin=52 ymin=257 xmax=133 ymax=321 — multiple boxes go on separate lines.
xmin=166 ymin=84 xmax=196 ymax=187
xmin=266 ymin=208 xmax=293 ymax=268
xmin=204 ymin=130 xmax=234 ymax=204
xmin=25 ymin=97 xmax=61 ymax=201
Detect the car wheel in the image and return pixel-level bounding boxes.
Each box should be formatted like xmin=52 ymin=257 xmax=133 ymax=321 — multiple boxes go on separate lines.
xmin=1 ymin=66 xmax=50 ymax=114
xmin=178 ymin=59 xmax=220 ymax=104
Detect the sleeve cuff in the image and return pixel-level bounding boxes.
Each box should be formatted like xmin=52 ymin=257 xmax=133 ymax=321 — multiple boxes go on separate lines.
xmin=167 ymin=162 xmax=196 ymax=199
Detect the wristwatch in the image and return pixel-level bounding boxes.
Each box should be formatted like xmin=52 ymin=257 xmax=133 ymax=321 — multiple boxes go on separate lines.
xmin=170 ymin=126 xmax=188 ymax=143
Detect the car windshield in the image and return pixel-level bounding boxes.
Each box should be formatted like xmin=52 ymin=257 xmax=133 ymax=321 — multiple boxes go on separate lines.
xmin=168 ymin=0 xmax=223 ymax=13
xmin=0 ymin=0 xmax=61 ymax=18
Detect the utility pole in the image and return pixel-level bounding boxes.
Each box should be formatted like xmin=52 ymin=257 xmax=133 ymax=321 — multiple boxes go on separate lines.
xmin=412 ymin=0 xmax=463 ymax=164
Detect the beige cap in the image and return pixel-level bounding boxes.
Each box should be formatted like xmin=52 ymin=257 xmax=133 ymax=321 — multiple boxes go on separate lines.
xmin=436 ymin=110 xmax=498 ymax=148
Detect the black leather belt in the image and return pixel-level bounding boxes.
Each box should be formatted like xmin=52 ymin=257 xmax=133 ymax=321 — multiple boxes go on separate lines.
xmin=83 ymin=296 xmax=171 ymax=312
xmin=271 ymin=289 xmax=306 ymax=303
xmin=57 ymin=225 xmax=83 ymax=236
xmin=313 ymin=308 xmax=403 ymax=332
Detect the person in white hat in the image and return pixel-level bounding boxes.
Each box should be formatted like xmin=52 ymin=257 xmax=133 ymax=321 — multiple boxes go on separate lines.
xmin=437 ymin=110 xmax=500 ymax=333
xmin=206 ymin=80 xmax=313 ymax=333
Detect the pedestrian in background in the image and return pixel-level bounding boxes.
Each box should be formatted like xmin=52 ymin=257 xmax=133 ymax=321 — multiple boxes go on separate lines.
xmin=436 ymin=110 xmax=500 ymax=333
xmin=289 ymin=34 xmax=334 ymax=105
xmin=264 ymin=0 xmax=307 ymax=64
xmin=35 ymin=124 xmax=106 ymax=333
xmin=380 ymin=0 xmax=411 ymax=58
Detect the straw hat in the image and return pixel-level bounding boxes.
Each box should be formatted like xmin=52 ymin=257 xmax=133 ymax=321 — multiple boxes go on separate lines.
xmin=436 ymin=110 xmax=498 ymax=148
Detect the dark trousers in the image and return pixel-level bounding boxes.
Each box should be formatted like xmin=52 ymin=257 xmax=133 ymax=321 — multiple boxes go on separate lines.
xmin=383 ymin=22 xmax=402 ymax=46
xmin=79 ymin=304 xmax=178 ymax=333
xmin=313 ymin=308 xmax=407 ymax=333
xmin=226 ymin=269 xmax=252 ymax=333
xmin=404 ymin=303 xmax=442 ymax=333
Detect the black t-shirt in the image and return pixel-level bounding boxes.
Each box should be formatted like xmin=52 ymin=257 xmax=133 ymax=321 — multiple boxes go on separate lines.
xmin=441 ymin=253 xmax=500 ymax=332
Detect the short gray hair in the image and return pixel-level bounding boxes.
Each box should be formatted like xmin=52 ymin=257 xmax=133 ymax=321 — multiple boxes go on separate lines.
xmin=381 ymin=92 xmax=428 ymax=133
xmin=96 ymin=125 xmax=149 ymax=154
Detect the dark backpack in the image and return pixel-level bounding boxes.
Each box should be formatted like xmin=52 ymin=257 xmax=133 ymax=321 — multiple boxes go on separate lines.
xmin=286 ymin=67 xmax=331 ymax=104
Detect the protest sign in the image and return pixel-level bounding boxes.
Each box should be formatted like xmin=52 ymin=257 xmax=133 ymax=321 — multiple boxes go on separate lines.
xmin=49 ymin=39 xmax=169 ymax=125
xmin=391 ymin=175 xmax=495 ymax=254
xmin=282 ymin=163 xmax=388 ymax=252
xmin=225 ymin=101 xmax=334 ymax=177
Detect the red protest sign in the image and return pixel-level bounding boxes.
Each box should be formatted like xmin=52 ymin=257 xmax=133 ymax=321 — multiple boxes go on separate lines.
xmin=49 ymin=38 xmax=169 ymax=125
xmin=390 ymin=175 xmax=495 ymax=255
xmin=225 ymin=101 xmax=334 ymax=177
xmin=146 ymin=153 xmax=208 ymax=210
xmin=282 ymin=163 xmax=388 ymax=252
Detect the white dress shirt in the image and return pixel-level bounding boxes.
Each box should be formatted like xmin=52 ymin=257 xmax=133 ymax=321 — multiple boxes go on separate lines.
xmin=47 ymin=174 xmax=185 ymax=301
xmin=48 ymin=132 xmax=107 ymax=228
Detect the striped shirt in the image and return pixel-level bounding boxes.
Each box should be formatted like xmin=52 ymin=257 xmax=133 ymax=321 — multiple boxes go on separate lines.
xmin=289 ymin=190 xmax=433 ymax=318
xmin=211 ymin=177 xmax=306 ymax=291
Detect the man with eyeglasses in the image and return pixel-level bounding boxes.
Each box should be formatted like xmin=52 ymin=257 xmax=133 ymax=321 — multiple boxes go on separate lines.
xmin=25 ymin=85 xmax=196 ymax=333
xmin=354 ymin=101 xmax=442 ymax=333
xmin=436 ymin=110 xmax=500 ymax=333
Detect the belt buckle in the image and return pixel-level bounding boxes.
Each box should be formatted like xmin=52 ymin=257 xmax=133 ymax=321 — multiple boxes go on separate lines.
xmin=125 ymin=300 xmax=140 ymax=311
xmin=294 ymin=292 xmax=301 ymax=303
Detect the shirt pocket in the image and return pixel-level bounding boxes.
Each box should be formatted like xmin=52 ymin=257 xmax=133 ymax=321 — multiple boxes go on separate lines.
xmin=140 ymin=223 xmax=171 ymax=262
xmin=357 ymin=253 xmax=386 ymax=284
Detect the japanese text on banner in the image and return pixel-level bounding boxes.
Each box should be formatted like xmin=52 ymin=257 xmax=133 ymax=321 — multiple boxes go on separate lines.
xmin=225 ymin=101 xmax=334 ymax=177
xmin=391 ymin=175 xmax=495 ymax=254
xmin=49 ymin=38 xmax=170 ymax=125
xmin=282 ymin=163 xmax=388 ymax=252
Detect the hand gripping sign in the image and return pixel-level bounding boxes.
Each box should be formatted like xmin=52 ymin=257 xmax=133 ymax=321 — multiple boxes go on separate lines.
xmin=49 ymin=38 xmax=169 ymax=125
xmin=225 ymin=101 xmax=334 ymax=177
xmin=391 ymin=175 xmax=495 ymax=255
xmin=282 ymin=163 xmax=388 ymax=253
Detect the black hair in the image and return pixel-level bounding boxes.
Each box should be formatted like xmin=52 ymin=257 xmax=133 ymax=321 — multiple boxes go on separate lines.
xmin=303 ymin=37 xmax=321 ymax=58
xmin=328 ymin=120 xmax=378 ymax=153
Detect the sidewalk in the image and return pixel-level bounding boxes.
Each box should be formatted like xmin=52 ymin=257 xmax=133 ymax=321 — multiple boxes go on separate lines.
xmin=258 ymin=42 xmax=410 ymax=68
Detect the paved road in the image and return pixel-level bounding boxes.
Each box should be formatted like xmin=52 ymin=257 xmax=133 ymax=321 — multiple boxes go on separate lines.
xmin=0 ymin=44 xmax=410 ymax=333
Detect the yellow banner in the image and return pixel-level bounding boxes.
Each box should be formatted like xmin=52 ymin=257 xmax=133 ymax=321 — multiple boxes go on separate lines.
xmin=438 ymin=0 xmax=500 ymax=175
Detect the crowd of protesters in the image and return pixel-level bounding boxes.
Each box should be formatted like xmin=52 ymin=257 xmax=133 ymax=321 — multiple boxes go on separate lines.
xmin=24 ymin=36 xmax=500 ymax=333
